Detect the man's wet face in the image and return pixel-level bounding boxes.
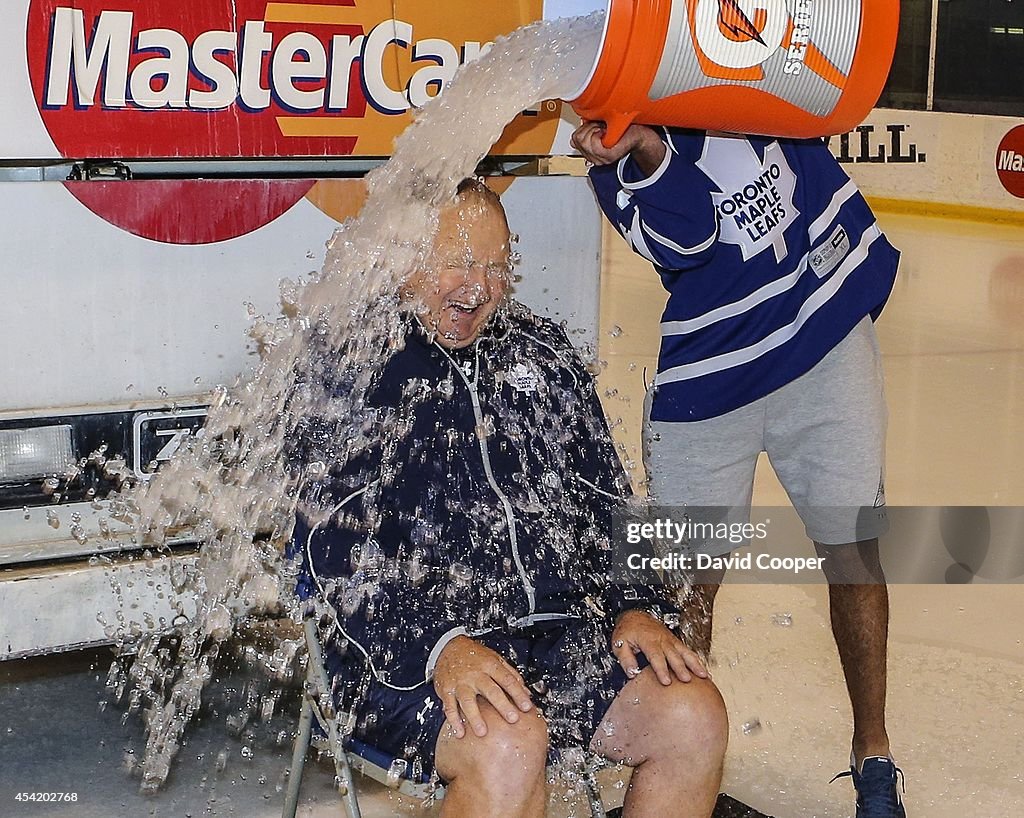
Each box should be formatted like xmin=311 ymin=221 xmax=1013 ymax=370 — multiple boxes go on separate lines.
xmin=406 ymin=191 xmax=511 ymax=349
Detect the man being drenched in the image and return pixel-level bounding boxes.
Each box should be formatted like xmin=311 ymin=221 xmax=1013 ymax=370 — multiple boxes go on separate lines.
xmin=292 ymin=179 xmax=727 ymax=818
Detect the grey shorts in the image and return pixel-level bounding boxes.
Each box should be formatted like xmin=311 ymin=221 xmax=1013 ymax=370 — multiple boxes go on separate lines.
xmin=644 ymin=317 xmax=889 ymax=553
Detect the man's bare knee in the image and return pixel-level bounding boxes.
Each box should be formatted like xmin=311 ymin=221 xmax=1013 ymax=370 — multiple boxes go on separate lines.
xmin=436 ymin=703 xmax=549 ymax=786
xmin=815 ymin=538 xmax=885 ymax=584
xmin=598 ymin=671 xmax=728 ymax=766
xmin=652 ymin=675 xmax=728 ymax=760
xmin=642 ymin=673 xmax=727 ymax=760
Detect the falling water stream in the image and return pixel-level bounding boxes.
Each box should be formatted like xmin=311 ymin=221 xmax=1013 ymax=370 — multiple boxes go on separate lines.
xmin=101 ymin=12 xmax=608 ymax=795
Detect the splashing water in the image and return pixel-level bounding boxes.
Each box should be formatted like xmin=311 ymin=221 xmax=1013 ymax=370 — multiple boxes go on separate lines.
xmin=106 ymin=13 xmax=605 ymax=792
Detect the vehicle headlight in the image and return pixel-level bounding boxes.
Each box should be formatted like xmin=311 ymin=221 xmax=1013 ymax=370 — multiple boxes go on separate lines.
xmin=0 ymin=425 xmax=75 ymax=483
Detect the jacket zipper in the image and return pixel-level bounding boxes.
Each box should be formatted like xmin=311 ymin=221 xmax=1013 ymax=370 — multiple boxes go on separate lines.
xmin=441 ymin=341 xmax=537 ymax=615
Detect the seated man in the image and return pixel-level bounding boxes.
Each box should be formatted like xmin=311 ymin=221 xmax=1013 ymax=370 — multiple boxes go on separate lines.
xmin=291 ymin=179 xmax=728 ymax=818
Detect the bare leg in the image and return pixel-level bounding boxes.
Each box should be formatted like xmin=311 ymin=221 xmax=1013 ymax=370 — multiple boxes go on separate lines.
xmin=435 ymin=701 xmax=548 ymax=818
xmin=591 ymin=669 xmax=728 ymax=818
xmin=816 ymin=538 xmax=892 ymax=767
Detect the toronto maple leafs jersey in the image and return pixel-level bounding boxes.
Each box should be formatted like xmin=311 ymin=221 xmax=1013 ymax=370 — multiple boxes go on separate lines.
xmin=590 ymin=128 xmax=900 ymax=422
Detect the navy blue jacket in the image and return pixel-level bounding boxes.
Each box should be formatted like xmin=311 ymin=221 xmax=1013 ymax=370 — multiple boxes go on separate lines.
xmin=291 ymin=305 xmax=675 ymax=691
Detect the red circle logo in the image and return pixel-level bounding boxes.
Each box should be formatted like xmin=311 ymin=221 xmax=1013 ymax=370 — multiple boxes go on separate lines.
xmin=24 ymin=1 xmax=559 ymax=243
xmin=64 ymin=179 xmax=316 ymax=245
xmin=996 ymin=125 xmax=1024 ymax=200
xmin=26 ymin=1 xmax=365 ymax=243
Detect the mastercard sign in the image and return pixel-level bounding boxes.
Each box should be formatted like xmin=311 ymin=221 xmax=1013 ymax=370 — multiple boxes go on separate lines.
xmin=996 ymin=125 xmax=1024 ymax=200
xmin=26 ymin=1 xmax=562 ymax=159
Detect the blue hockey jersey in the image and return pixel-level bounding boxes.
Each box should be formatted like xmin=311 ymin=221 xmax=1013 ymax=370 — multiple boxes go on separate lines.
xmin=590 ymin=128 xmax=900 ymax=422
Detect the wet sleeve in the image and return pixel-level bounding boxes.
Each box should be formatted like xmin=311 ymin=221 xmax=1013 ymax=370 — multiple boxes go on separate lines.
xmin=588 ymin=128 xmax=720 ymax=272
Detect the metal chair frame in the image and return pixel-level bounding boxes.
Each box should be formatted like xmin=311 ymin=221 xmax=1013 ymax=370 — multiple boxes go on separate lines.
xmin=281 ymin=617 xmax=609 ymax=818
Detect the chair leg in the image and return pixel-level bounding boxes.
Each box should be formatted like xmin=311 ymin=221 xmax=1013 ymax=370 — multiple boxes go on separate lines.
xmin=282 ymin=694 xmax=314 ymax=818
xmin=585 ymin=770 xmax=608 ymax=818
xmin=303 ymin=617 xmax=362 ymax=818
xmin=336 ymin=753 xmax=362 ymax=818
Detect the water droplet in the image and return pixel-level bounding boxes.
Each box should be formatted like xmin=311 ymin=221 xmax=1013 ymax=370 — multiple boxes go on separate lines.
xmin=386 ymin=758 xmax=407 ymax=786
xmin=448 ymin=562 xmax=473 ymax=584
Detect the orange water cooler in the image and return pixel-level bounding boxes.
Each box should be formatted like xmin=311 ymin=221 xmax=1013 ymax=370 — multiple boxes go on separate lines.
xmin=545 ymin=0 xmax=900 ymax=144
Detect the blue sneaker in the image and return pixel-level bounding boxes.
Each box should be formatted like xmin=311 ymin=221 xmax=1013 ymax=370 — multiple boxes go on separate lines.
xmin=831 ymin=756 xmax=907 ymax=817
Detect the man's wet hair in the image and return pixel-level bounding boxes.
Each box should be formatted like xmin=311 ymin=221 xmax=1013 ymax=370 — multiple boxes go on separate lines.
xmin=455 ymin=177 xmax=503 ymax=209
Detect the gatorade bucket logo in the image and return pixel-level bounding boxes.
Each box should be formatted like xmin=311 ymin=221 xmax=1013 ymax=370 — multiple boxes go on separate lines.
xmin=692 ymin=0 xmax=789 ymax=79
xmin=996 ymin=125 xmax=1024 ymax=200
xmin=717 ymin=0 xmax=765 ymax=42
xmin=650 ymin=0 xmax=862 ymax=118
xmin=24 ymin=1 xmax=555 ymax=243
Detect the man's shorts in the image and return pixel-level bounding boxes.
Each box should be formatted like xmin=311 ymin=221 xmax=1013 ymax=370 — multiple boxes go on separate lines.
xmin=346 ymin=618 xmax=643 ymax=782
xmin=644 ymin=317 xmax=889 ymax=554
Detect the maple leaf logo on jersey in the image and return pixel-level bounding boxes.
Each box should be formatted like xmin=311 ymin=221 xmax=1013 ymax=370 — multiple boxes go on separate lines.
xmin=696 ymin=136 xmax=799 ymax=263
xmin=718 ymin=0 xmax=766 ymax=45
xmin=686 ymin=0 xmax=790 ymax=81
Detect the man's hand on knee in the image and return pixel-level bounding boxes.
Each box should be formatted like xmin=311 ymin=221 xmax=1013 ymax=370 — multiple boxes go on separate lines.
xmin=612 ymin=610 xmax=710 ymax=686
xmin=433 ymin=636 xmax=534 ymax=739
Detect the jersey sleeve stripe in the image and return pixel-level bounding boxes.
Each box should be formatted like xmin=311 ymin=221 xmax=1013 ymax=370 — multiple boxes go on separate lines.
xmin=640 ymin=217 xmax=719 ymax=257
xmin=627 ymin=209 xmax=659 ymax=264
xmin=809 ymin=178 xmax=859 ymax=245
xmin=616 ymin=139 xmax=674 ymax=191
